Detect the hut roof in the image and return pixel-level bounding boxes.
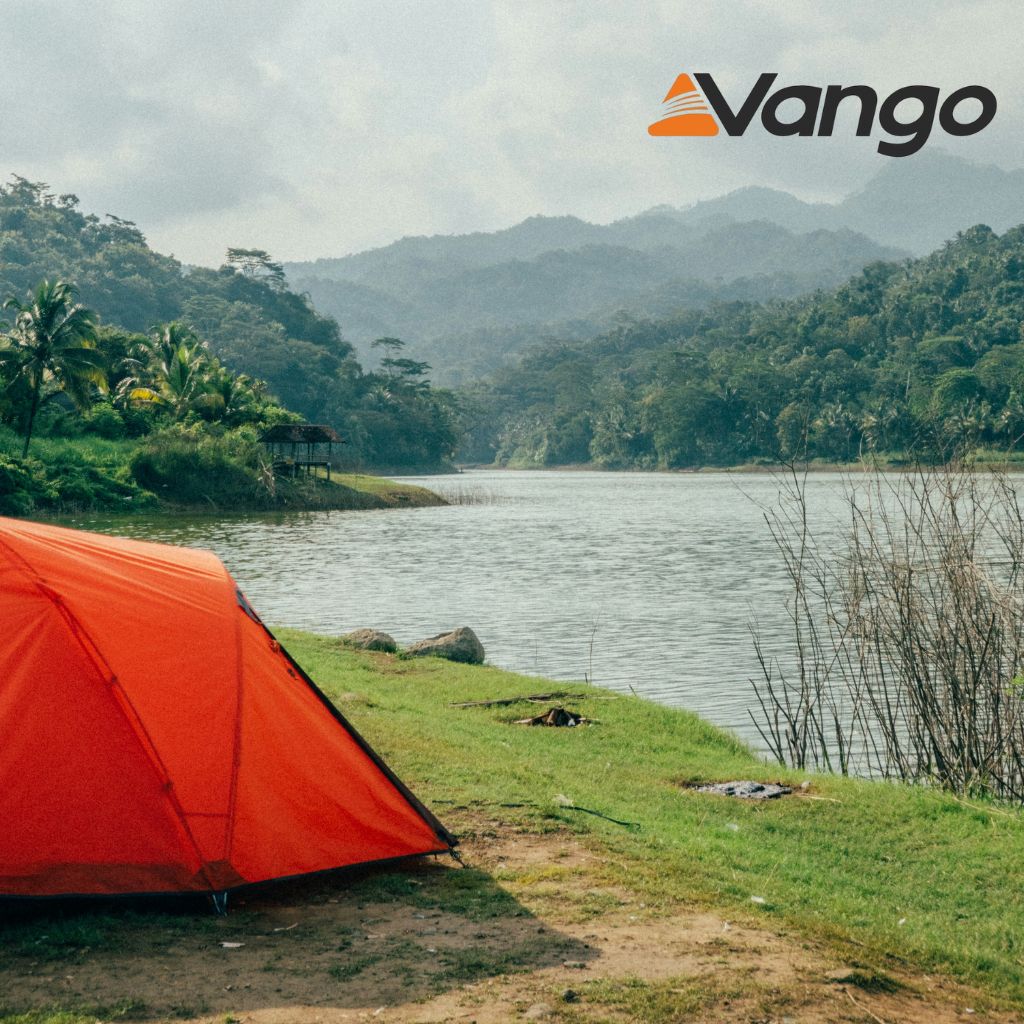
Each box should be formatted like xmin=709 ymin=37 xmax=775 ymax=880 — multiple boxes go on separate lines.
xmin=258 ymin=424 xmax=344 ymax=444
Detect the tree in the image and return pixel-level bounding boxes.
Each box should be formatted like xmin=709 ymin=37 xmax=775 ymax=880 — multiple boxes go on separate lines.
xmin=225 ymin=248 xmax=285 ymax=288
xmin=115 ymin=322 xmax=212 ymax=419
xmin=0 ymin=280 xmax=105 ymax=456
xmin=371 ymin=336 xmax=405 ymax=365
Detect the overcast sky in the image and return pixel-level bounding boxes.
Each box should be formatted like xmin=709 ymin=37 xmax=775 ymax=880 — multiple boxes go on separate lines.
xmin=3 ymin=0 xmax=1021 ymax=265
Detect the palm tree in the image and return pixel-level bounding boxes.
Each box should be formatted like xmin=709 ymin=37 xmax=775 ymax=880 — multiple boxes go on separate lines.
xmin=116 ymin=322 xmax=211 ymax=419
xmin=0 ymin=280 xmax=106 ymax=457
xmin=198 ymin=366 xmax=263 ymax=424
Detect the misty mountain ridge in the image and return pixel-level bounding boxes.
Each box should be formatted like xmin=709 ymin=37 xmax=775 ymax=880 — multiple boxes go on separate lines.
xmin=287 ymin=219 xmax=903 ymax=383
xmin=661 ymin=151 xmax=1024 ymax=253
xmin=286 ymin=151 xmax=1019 ymax=383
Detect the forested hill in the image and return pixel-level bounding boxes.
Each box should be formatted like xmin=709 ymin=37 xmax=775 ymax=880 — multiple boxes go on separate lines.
xmin=0 ymin=177 xmax=457 ymax=468
xmin=458 ymin=223 xmax=1024 ymax=468
xmin=285 ymin=152 xmax=1024 ymax=385
xmin=287 ymin=218 xmax=902 ymax=384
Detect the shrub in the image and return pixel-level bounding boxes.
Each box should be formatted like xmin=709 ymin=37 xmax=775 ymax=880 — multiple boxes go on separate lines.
xmin=0 ymin=454 xmax=49 ymax=515
xmin=0 ymin=429 xmax=155 ymax=514
xmin=81 ymin=403 xmax=127 ymax=439
xmin=129 ymin=425 xmax=273 ymax=508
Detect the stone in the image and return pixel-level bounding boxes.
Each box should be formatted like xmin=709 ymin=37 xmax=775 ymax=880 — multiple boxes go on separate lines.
xmin=695 ymin=780 xmax=792 ymax=800
xmin=523 ymin=1004 xmax=553 ymax=1020
xmin=405 ymin=626 xmax=485 ymax=664
xmin=340 ymin=628 xmax=397 ymax=653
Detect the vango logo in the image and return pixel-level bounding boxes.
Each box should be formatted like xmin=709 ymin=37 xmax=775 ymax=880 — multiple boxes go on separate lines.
xmin=649 ymin=73 xmax=997 ymax=156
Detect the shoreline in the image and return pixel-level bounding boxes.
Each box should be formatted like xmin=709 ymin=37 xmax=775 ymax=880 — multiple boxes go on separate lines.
xmin=5 ymin=633 xmax=1020 ymax=1023
xmin=455 ymin=457 xmax=1024 ymax=474
xmin=23 ymin=474 xmax=448 ymax=520
xmin=0 ymin=429 xmax=449 ymax=519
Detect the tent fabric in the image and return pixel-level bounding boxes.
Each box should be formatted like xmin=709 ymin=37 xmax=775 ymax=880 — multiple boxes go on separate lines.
xmin=0 ymin=516 xmax=453 ymax=898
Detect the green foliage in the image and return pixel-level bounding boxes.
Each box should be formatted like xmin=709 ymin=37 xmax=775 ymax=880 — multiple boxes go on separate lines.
xmin=0 ymin=178 xmax=458 ymax=470
xmin=282 ymin=634 xmax=1024 ymax=1005
xmin=128 ymin=424 xmax=272 ymax=508
xmin=79 ymin=402 xmax=126 ymax=439
xmin=0 ymin=428 xmax=153 ymax=514
xmin=0 ymin=280 xmax=106 ymax=456
xmin=0 ymin=453 xmax=49 ymax=514
xmin=465 ymin=223 xmax=1024 ymax=467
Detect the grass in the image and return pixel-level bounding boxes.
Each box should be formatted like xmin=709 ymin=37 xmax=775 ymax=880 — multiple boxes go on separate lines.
xmin=304 ymin=470 xmax=444 ymax=509
xmin=0 ymin=1003 xmax=146 ymax=1024
xmin=0 ymin=426 xmax=444 ymax=515
xmin=4 ymin=635 xmax=1024 ymax=1021
xmin=279 ymin=632 xmax=1024 ymax=1006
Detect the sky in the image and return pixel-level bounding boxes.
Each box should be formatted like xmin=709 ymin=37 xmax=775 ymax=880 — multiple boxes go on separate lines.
xmin=3 ymin=0 xmax=1022 ymax=265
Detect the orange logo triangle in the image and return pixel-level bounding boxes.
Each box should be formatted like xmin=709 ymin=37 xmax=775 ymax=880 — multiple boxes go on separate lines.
xmin=649 ymin=73 xmax=719 ymax=137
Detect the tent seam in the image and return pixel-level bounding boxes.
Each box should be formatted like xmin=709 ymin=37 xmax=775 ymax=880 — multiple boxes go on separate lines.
xmin=223 ymin=569 xmax=246 ymax=863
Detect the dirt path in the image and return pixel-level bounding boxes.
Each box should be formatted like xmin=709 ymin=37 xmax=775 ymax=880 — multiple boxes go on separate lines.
xmin=1 ymin=815 xmax=1014 ymax=1023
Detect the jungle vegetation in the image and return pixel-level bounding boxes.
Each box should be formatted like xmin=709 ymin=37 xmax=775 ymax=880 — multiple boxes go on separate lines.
xmin=458 ymin=223 xmax=1024 ymax=468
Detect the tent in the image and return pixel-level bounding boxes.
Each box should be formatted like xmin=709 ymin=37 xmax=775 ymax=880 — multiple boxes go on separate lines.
xmin=0 ymin=516 xmax=454 ymax=900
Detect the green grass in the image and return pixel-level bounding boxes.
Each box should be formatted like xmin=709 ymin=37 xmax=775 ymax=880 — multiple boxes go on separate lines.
xmin=0 ymin=1003 xmax=146 ymax=1024
xmin=4 ymin=634 xmax=1022 ymax=1021
xmin=280 ymin=631 xmax=1024 ymax=1006
xmin=0 ymin=426 xmax=444 ymax=515
xmin=310 ymin=471 xmax=445 ymax=508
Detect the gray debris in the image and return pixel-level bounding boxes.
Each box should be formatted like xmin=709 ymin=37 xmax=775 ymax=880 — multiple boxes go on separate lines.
xmin=695 ymin=780 xmax=792 ymax=800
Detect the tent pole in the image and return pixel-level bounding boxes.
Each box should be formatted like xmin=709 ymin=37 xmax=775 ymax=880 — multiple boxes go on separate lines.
xmin=210 ymin=891 xmax=229 ymax=916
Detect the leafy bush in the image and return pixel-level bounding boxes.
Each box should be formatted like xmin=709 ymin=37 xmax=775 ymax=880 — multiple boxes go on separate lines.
xmin=129 ymin=425 xmax=274 ymax=508
xmin=81 ymin=402 xmax=127 ymax=439
xmin=0 ymin=454 xmax=50 ymax=515
xmin=0 ymin=436 xmax=152 ymax=514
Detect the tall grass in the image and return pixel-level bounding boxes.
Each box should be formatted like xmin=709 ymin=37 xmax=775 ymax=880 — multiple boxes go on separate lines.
xmin=752 ymin=461 xmax=1024 ymax=799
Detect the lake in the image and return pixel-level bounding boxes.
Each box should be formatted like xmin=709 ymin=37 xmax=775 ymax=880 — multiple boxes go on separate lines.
xmin=71 ymin=470 xmax=857 ymax=750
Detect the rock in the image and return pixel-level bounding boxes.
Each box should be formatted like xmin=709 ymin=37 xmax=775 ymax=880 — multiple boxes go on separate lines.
xmin=695 ymin=780 xmax=792 ymax=800
xmin=562 ymin=989 xmax=579 ymax=1003
xmin=523 ymin=1003 xmax=553 ymax=1020
xmin=405 ymin=627 xmax=485 ymax=664
xmin=341 ymin=629 xmax=397 ymax=653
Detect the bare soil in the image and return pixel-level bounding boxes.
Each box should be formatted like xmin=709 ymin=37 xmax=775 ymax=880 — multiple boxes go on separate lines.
xmin=1 ymin=814 xmax=1015 ymax=1023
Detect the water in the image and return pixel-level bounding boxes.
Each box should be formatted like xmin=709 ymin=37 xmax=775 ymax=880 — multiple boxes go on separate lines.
xmin=70 ymin=470 xmax=856 ymax=748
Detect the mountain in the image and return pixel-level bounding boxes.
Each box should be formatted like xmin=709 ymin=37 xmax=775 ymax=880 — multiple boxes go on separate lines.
xmin=287 ymin=218 xmax=903 ymax=383
xmin=666 ymin=152 xmax=1024 ymax=253
xmin=837 ymin=153 xmax=1024 ymax=253
xmin=459 ymin=222 xmax=1024 ymax=468
xmin=0 ymin=178 xmax=459 ymax=469
xmin=287 ymin=151 xmax=1021 ymax=385
xmin=652 ymin=186 xmax=834 ymax=235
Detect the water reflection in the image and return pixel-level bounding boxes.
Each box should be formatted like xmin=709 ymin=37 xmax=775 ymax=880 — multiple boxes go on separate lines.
xmin=71 ymin=470 xmax=856 ymax=749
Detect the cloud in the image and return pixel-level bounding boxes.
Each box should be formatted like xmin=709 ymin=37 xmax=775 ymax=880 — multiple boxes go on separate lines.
xmin=2 ymin=0 xmax=1020 ymax=264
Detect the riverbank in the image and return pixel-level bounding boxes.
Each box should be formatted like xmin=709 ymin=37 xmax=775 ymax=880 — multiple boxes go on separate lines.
xmin=468 ymin=449 xmax=1024 ymax=474
xmin=0 ymin=429 xmax=445 ymax=516
xmin=3 ymin=634 xmax=1022 ymax=1022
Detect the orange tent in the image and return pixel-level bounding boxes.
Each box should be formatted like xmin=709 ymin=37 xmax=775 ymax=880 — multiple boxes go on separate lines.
xmin=0 ymin=516 xmax=454 ymax=900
